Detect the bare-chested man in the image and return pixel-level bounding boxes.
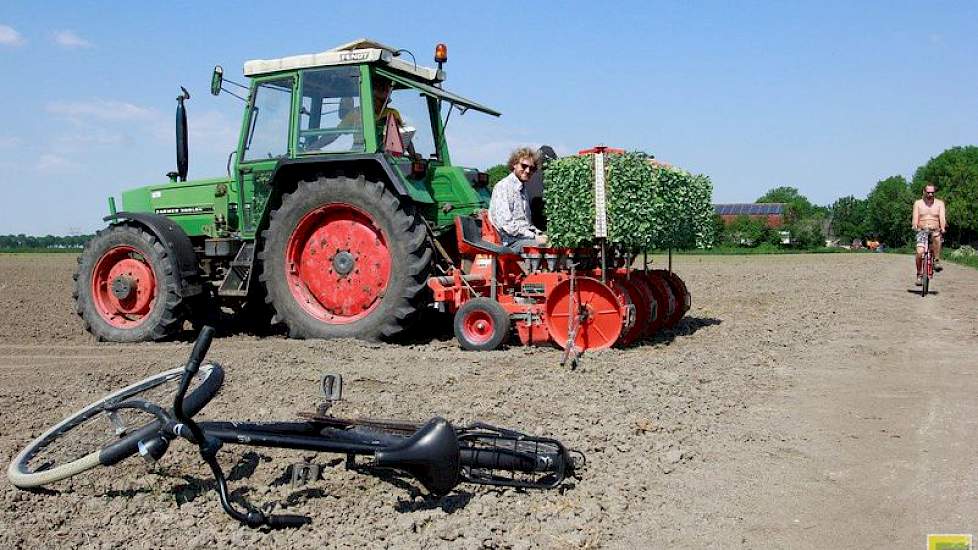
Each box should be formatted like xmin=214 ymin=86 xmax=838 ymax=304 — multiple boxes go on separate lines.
xmin=911 ymin=183 xmax=946 ymax=285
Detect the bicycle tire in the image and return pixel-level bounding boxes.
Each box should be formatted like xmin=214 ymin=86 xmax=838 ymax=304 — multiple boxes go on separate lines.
xmin=922 ymin=273 xmax=929 ymax=296
xmin=7 ymin=363 xmax=224 ymax=489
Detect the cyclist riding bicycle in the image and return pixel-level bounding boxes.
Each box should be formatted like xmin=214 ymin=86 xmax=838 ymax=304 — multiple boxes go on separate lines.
xmin=911 ymin=183 xmax=946 ymax=286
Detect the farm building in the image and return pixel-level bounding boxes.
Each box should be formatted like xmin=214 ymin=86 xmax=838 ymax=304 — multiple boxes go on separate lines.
xmin=714 ymin=203 xmax=787 ymax=228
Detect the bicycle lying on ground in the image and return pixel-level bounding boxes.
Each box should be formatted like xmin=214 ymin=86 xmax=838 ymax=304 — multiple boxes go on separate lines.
xmin=7 ymin=327 xmax=583 ymax=529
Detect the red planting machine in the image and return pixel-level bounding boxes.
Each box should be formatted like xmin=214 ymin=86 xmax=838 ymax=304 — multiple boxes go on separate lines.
xmin=429 ymin=147 xmax=691 ymax=361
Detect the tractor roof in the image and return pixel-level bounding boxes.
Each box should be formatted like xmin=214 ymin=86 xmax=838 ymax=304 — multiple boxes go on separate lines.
xmin=243 ymin=38 xmax=445 ymax=82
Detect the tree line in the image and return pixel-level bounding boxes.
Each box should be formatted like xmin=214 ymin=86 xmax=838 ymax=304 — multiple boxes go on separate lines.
xmin=718 ymin=145 xmax=978 ymax=249
xmin=0 ymin=234 xmax=93 ymax=250
xmin=829 ymin=146 xmax=978 ymax=247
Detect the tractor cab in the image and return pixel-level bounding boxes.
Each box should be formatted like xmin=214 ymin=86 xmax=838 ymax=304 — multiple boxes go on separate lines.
xmin=217 ymin=39 xmax=501 ymax=234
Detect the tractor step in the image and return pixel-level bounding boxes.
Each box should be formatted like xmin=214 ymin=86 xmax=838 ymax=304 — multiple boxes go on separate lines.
xmin=218 ymin=241 xmax=255 ymax=297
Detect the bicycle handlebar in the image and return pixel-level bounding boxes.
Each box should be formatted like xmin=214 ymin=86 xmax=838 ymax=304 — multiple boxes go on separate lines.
xmin=185 ymin=326 xmax=215 ymax=376
xmin=173 ymin=326 xmax=216 ymax=440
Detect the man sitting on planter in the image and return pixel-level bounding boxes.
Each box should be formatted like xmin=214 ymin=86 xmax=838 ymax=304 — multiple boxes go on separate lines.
xmin=489 ymin=147 xmax=549 ymax=252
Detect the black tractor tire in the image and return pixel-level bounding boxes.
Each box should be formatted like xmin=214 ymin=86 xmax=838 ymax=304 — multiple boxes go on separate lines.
xmin=453 ymin=298 xmax=511 ymax=351
xmin=74 ymin=224 xmax=187 ymax=342
xmin=259 ymin=175 xmax=433 ymax=340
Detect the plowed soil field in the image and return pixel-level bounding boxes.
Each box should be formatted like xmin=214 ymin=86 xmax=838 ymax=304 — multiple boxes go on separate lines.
xmin=1 ymin=253 xmax=977 ymax=548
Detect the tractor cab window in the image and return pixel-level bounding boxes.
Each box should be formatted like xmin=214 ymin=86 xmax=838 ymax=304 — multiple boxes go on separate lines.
xmin=384 ymin=85 xmax=437 ymax=160
xmin=297 ymin=67 xmax=364 ymax=154
xmin=243 ymin=77 xmax=293 ymax=161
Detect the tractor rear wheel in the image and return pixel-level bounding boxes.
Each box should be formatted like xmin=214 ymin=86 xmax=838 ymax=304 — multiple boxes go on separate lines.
xmin=260 ymin=176 xmax=432 ymax=340
xmin=454 ymin=298 xmax=511 ymax=351
xmin=74 ymin=225 xmax=187 ymax=342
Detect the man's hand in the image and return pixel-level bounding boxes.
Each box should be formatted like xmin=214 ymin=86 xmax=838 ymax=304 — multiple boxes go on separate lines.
xmin=535 ymin=233 xmax=549 ymax=245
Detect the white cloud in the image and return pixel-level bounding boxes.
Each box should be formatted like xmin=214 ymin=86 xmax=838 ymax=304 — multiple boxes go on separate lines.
xmin=37 ymin=154 xmax=81 ymax=174
xmin=0 ymin=136 xmax=22 ymax=148
xmin=55 ymin=129 xmax=123 ymax=148
xmin=47 ymin=99 xmax=157 ymax=122
xmin=53 ymin=30 xmax=93 ymax=49
xmin=0 ymin=24 xmax=25 ymax=46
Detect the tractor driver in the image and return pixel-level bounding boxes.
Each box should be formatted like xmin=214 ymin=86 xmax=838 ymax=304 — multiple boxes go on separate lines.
xmin=488 ymin=147 xmax=548 ymax=252
xmin=306 ymin=77 xmax=404 ymax=151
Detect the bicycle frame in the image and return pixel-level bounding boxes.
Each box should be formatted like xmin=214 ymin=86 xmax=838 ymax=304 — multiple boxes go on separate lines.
xmin=917 ymin=231 xmax=935 ymax=296
xmin=101 ymin=327 xmax=580 ymax=529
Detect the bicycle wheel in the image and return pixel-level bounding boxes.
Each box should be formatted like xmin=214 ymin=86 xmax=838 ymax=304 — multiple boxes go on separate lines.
xmin=922 ymin=272 xmax=929 ymax=296
xmin=7 ymin=363 xmax=224 ymax=489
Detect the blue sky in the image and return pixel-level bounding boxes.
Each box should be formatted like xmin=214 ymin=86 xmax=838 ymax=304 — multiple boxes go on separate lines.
xmin=0 ymin=1 xmax=975 ymax=234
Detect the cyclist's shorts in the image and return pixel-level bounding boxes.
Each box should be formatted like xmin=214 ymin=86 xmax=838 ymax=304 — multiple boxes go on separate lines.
xmin=916 ymin=229 xmax=940 ymax=248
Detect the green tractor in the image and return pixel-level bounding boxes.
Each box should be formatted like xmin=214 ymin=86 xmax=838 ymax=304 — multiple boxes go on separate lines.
xmin=75 ymin=39 xmax=500 ymax=342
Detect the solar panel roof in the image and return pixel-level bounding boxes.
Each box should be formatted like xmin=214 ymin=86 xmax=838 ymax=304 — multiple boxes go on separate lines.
xmin=714 ymin=203 xmax=786 ymax=215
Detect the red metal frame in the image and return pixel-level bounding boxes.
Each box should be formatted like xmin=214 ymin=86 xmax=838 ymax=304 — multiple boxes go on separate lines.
xmin=430 ymin=213 xmax=693 ymax=351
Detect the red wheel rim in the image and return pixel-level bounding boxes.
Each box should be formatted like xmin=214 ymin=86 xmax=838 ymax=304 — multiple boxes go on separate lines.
xmin=461 ymin=309 xmax=496 ymax=345
xmin=610 ymin=276 xmax=648 ymax=347
xmin=91 ymin=245 xmax=157 ymax=328
xmin=545 ymin=277 xmax=623 ymax=351
xmin=285 ymin=204 xmax=391 ymax=324
xmin=641 ymin=271 xmax=674 ymax=334
xmin=623 ymin=274 xmax=656 ymax=340
xmin=653 ymin=270 xmax=685 ymax=327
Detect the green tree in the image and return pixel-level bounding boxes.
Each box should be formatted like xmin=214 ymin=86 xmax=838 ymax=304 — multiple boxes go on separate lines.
xmin=726 ymin=214 xmax=770 ymax=246
xmin=788 ymin=216 xmax=827 ymax=248
xmin=829 ymin=195 xmax=868 ymax=242
xmin=756 ymin=186 xmax=815 ymax=222
xmin=865 ymin=175 xmax=913 ymax=246
xmin=911 ymin=146 xmax=978 ymax=245
xmin=486 ymin=164 xmax=509 ymax=188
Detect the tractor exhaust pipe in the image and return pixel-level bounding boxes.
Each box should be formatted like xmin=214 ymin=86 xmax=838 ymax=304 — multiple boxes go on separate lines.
xmin=175 ymin=87 xmax=190 ymax=182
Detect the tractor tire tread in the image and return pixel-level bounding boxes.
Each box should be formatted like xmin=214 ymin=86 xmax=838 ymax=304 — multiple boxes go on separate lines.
xmin=74 ymin=223 xmax=188 ymax=342
xmin=260 ymin=176 xmax=432 ymax=341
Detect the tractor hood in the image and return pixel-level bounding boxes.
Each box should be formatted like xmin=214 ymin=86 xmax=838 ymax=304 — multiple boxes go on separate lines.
xmin=375 ymin=68 xmax=501 ymax=117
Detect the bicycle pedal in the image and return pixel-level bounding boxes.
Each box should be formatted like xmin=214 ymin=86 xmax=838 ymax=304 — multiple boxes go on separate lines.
xmin=289 ymin=462 xmax=320 ymax=488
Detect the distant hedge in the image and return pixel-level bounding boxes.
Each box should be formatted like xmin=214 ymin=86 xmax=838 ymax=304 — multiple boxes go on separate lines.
xmin=543 ymin=152 xmax=714 ymax=250
xmin=0 ymin=234 xmax=92 ymax=250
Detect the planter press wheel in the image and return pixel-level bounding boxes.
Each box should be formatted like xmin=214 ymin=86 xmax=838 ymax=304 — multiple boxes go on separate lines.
xmin=667 ymin=271 xmax=692 ymax=315
xmin=624 ymin=273 xmax=658 ymax=339
xmin=641 ymin=271 xmax=675 ymax=334
xmin=609 ymin=275 xmax=648 ymax=347
xmin=654 ymin=270 xmax=689 ymax=327
xmin=453 ymin=298 xmax=511 ymax=351
xmin=545 ymin=277 xmax=624 ymax=352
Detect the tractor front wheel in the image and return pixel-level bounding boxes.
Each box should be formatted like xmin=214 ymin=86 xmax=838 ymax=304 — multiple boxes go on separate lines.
xmin=454 ymin=298 xmax=511 ymax=351
xmin=74 ymin=225 xmax=186 ymax=342
xmin=260 ymin=176 xmax=432 ymax=340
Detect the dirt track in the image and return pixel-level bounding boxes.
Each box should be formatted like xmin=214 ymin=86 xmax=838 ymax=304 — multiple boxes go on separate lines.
xmin=1 ymin=253 xmax=976 ymax=548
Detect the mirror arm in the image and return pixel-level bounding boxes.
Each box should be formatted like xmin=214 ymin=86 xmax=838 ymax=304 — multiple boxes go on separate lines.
xmin=221 ymin=87 xmax=248 ymax=102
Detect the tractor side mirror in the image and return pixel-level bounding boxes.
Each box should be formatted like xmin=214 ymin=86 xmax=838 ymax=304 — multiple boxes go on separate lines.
xmin=210 ymin=65 xmax=224 ymax=96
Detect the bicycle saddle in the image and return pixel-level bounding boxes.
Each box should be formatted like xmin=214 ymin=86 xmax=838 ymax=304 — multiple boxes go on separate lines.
xmin=374 ymin=417 xmax=460 ymax=496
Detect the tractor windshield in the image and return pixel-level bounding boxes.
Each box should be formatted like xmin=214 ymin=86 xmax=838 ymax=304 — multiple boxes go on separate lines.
xmin=297 ymin=67 xmax=364 ymax=154
xmin=384 ymin=86 xmax=437 ymax=159
xmin=243 ymin=77 xmax=293 ymax=161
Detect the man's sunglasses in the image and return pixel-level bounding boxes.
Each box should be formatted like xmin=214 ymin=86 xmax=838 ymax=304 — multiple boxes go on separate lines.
xmin=518 ymin=162 xmax=537 ymax=173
